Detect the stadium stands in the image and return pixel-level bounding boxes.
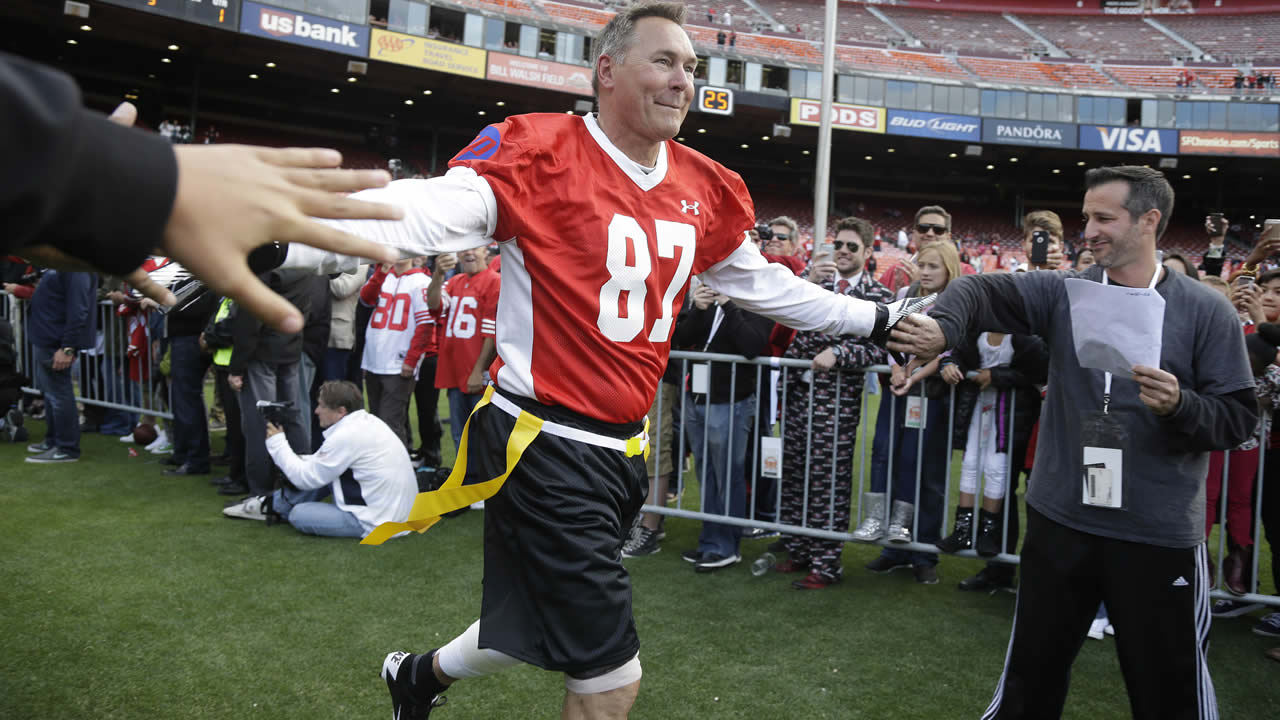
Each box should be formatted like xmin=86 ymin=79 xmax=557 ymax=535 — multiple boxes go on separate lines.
xmin=1108 ymin=64 xmax=1201 ymax=91
xmin=1021 ymin=14 xmax=1186 ymax=62
xmin=765 ymin=1 xmax=901 ymax=45
xmin=877 ymin=6 xmax=1043 ymax=57
xmin=1160 ymin=13 xmax=1280 ymax=63
xmin=493 ymin=2 xmax=1270 ymax=93
xmin=834 ymin=45 xmax=970 ymax=81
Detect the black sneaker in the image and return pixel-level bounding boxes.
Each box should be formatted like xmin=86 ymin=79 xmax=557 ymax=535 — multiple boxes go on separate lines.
xmin=695 ymin=553 xmax=742 ymax=573
xmin=864 ymin=554 xmax=912 ymax=574
xmin=958 ymin=566 xmax=1017 ymax=594
xmin=681 ymin=549 xmax=703 ymax=564
xmin=381 ymin=650 xmax=447 ymax=719
xmin=1211 ymin=599 xmax=1265 ymax=618
xmin=912 ymin=564 xmax=939 ymax=585
xmin=622 ymin=526 xmax=661 ymax=558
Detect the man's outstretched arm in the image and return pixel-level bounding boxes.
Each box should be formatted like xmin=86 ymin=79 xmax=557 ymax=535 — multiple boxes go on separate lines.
xmin=281 ymin=168 xmax=499 ymax=274
xmin=889 ymin=271 xmax=1046 ymax=361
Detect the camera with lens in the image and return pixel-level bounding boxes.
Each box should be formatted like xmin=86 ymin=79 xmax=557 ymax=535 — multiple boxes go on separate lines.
xmin=256 ymin=400 xmax=295 ymax=428
xmin=755 ymin=224 xmax=773 ymax=242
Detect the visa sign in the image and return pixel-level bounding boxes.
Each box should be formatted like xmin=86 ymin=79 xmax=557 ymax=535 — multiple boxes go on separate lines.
xmin=1079 ymin=126 xmax=1178 ymax=154
xmin=887 ymin=110 xmax=981 ymax=142
xmin=240 ymin=1 xmax=369 ymax=56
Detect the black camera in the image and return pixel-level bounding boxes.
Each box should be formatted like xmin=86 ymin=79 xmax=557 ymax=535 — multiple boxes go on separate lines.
xmin=755 ymin=224 xmax=773 ymax=242
xmin=256 ymin=400 xmax=294 ymax=427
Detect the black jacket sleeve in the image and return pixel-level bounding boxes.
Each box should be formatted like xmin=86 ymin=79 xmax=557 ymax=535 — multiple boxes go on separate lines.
xmin=932 ymin=272 xmax=1042 ymax=351
xmin=2 ymin=53 xmax=177 ymax=274
xmin=1160 ymin=386 xmax=1258 ymax=453
xmin=988 ymin=334 xmax=1050 ymax=389
xmin=1199 ymin=253 xmax=1224 ymax=279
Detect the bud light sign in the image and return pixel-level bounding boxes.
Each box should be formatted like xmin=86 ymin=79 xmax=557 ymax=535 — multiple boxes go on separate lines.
xmin=887 ymin=110 xmax=981 ymax=142
xmin=240 ymin=1 xmax=369 ymax=56
xmin=1079 ymin=126 xmax=1179 ymax=155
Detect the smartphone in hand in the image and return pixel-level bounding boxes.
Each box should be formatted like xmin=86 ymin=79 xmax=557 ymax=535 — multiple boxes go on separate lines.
xmin=1030 ymin=229 xmax=1050 ymax=265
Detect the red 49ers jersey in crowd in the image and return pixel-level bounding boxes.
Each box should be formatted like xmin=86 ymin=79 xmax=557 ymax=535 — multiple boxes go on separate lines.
xmin=359 ymin=267 xmax=436 ymax=375
xmin=433 ymin=267 xmax=500 ymax=391
xmin=450 ymin=113 xmax=754 ymax=423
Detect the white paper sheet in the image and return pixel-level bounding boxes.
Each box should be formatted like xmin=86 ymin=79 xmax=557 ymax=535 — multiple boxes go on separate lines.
xmin=1064 ymin=278 xmax=1165 ymax=378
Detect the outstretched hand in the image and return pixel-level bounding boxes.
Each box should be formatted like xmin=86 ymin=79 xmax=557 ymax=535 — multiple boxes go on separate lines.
xmin=106 ymin=102 xmax=402 ymax=333
xmin=887 ymin=313 xmax=947 ymax=362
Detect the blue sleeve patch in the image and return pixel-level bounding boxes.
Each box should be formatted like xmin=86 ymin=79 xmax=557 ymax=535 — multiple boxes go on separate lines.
xmin=456 ymin=125 xmax=501 ymax=161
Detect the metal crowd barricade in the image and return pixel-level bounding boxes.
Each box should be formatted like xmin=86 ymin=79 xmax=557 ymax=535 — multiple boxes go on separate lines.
xmin=14 ymin=297 xmax=173 ymax=421
xmin=642 ymin=349 xmax=1279 ymax=609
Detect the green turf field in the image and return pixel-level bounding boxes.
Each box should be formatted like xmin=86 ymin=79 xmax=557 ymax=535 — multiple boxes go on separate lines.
xmin=3 ymin=393 xmax=1277 ymax=719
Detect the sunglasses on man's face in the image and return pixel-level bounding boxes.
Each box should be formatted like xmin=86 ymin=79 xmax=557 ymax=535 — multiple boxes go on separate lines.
xmin=831 ymin=240 xmax=861 ymax=252
xmin=916 ymin=224 xmax=948 ymax=235
xmin=771 ymin=234 xmax=791 ymax=242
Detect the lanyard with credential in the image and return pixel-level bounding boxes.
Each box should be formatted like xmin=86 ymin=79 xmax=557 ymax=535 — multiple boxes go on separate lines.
xmin=1099 ymin=266 xmax=1162 ymax=413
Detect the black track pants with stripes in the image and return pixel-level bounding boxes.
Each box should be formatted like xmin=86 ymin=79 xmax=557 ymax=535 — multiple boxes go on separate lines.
xmin=982 ymin=506 xmax=1216 ymax=720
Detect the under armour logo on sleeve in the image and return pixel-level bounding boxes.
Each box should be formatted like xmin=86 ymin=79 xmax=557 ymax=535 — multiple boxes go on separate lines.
xmin=681 ymin=200 xmax=700 ymax=215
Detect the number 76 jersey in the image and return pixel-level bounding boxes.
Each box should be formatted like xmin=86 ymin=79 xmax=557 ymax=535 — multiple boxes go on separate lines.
xmin=449 ymin=113 xmax=756 ymax=423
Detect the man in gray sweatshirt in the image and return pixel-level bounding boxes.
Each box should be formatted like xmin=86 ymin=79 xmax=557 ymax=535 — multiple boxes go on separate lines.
xmin=889 ymin=165 xmax=1256 ymax=720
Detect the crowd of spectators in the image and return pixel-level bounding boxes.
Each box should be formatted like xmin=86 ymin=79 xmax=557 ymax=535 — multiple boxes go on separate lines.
xmin=4 ymin=200 xmax=1278 ymax=660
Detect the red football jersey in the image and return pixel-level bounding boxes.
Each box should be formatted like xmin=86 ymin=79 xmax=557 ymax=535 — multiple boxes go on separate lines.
xmin=433 ymin=267 xmax=501 ymax=391
xmin=449 ymin=113 xmax=755 ymax=423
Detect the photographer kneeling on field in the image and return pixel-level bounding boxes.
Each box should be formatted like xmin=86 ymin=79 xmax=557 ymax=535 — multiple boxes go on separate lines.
xmin=223 ymin=380 xmax=417 ymax=539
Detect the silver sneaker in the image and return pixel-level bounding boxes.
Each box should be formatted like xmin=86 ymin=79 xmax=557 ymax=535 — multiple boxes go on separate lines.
xmin=886 ymin=500 xmax=914 ymax=544
xmin=851 ymin=492 xmax=887 ymax=542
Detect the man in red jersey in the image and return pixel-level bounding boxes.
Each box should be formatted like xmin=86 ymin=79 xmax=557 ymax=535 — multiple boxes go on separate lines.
xmin=277 ymin=4 xmax=927 ymax=717
xmin=428 ymin=249 xmax=500 ymax=452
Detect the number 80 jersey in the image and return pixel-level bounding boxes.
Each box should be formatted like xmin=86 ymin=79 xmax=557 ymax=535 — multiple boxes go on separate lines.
xmin=449 ymin=113 xmax=755 ymax=424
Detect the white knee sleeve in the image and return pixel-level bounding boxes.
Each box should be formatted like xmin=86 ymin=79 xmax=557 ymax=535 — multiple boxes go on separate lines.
xmin=564 ymin=653 xmax=642 ymax=695
xmin=436 ymin=621 xmax=523 ymax=679
xmin=983 ymin=453 xmax=1009 ymax=501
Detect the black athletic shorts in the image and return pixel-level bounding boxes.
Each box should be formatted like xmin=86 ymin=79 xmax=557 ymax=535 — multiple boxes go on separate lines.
xmin=463 ymin=388 xmax=649 ymax=674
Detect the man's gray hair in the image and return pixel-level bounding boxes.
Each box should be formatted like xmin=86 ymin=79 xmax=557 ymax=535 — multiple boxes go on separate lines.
xmin=1084 ymin=165 xmax=1175 ymax=240
xmin=768 ymin=215 xmax=799 ymax=239
xmin=592 ymin=1 xmax=688 ymax=96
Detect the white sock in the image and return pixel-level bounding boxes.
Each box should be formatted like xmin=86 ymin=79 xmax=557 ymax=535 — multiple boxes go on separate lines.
xmin=436 ymin=621 xmax=523 ymax=679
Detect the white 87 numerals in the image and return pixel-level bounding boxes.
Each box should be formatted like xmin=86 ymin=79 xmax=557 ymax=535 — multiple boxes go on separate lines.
xmin=596 ymin=214 xmax=696 ymax=343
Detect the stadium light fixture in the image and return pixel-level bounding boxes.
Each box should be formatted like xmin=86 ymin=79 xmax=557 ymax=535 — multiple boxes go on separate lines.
xmin=864 ymin=155 xmax=872 ymax=161
xmin=1010 ymin=157 xmax=1019 ymax=163
xmin=478 ymin=110 xmax=487 ymax=116
xmin=330 ymin=88 xmax=340 ymax=94
xmin=1182 ymin=174 xmax=1191 ymax=179
xmin=802 ymin=150 xmax=810 ymax=155
xmin=80 ymin=24 xmax=91 ymax=31
xmin=1076 ymin=161 xmax=1086 ymax=166
xmin=161 ymin=57 xmax=171 ymax=63
xmin=423 ymin=90 xmax=432 ymax=95
xmin=986 ymin=164 xmax=995 ymax=170
xmin=265 ymin=62 xmax=277 ymax=68
xmin=66 ymin=39 xmax=77 ymax=45
xmin=740 ymin=144 xmax=749 ymax=149
xmin=948 ymin=153 xmax=957 ymax=158
xmin=677 ymin=137 xmax=685 ymax=142
xmin=1251 ymin=215 xmax=1257 ymax=219
xmin=249 ymin=73 xmax=259 ymax=79
xmin=887 ymin=148 xmax=895 ymax=153
xmin=565 ymin=110 xmax=573 ymax=114
xmin=761 ymin=136 xmax=770 ymax=141
xmin=1052 ymin=169 xmax=1060 ymax=174
xmin=1209 ymin=167 xmax=1219 ymax=172
xmin=404 ymin=99 xmax=414 ymax=105
xmin=168 ymin=44 xmax=179 ymax=51
xmin=697 ymin=128 xmax=706 ymax=134
xmin=497 ymin=101 xmax=506 ymax=107
xmin=347 ymin=77 xmax=357 ymax=83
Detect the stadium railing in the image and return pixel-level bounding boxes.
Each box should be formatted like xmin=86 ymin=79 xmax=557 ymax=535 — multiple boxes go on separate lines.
xmin=645 ymin=349 xmax=1279 ymax=608
xmin=11 ymin=298 xmax=173 ymax=421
